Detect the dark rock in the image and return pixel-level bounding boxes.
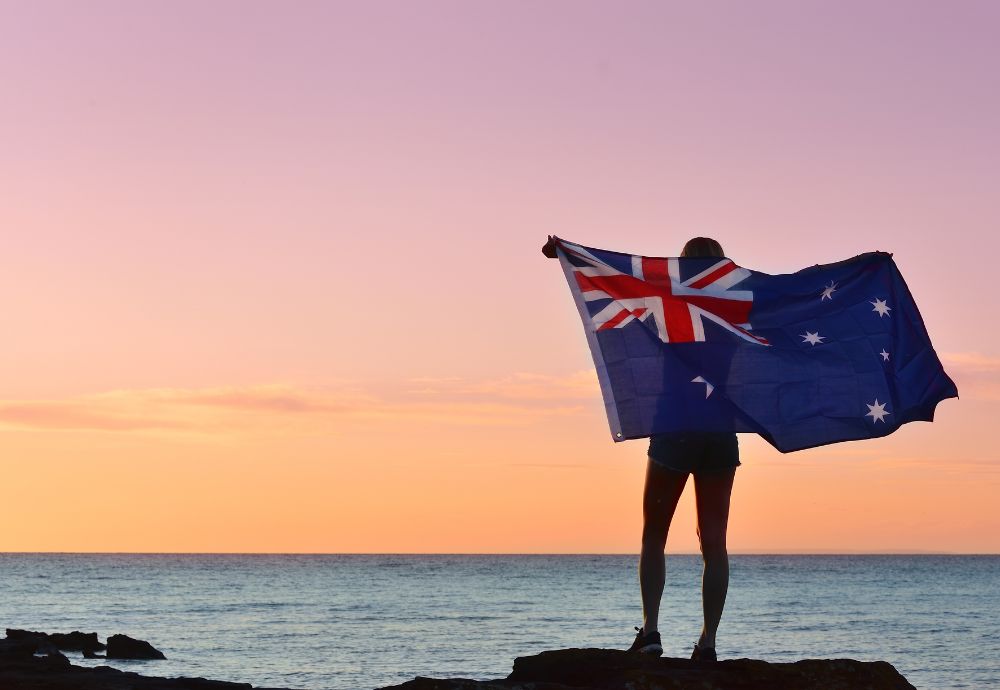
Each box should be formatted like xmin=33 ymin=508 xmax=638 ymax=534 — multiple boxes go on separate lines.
xmin=2 ymin=629 xmax=291 ymax=688
xmin=6 ymin=629 xmax=105 ymax=653
xmin=35 ymin=640 xmax=60 ymax=655
xmin=379 ymin=648 xmax=918 ymax=690
xmin=0 ymin=636 xmax=39 ymax=660
xmin=83 ymin=648 xmax=107 ymax=659
xmin=5 ymin=629 xmax=41 ymax=642
xmin=106 ymin=633 xmax=167 ymax=660
xmin=0 ymin=652 xmax=282 ymax=690
xmin=5 ymin=629 xmax=50 ymax=655
xmin=51 ymin=631 xmax=105 ymax=652
xmin=38 ymin=650 xmax=72 ymax=669
xmin=0 ymin=655 xmax=273 ymax=689
xmin=0 ymin=641 xmax=921 ymax=690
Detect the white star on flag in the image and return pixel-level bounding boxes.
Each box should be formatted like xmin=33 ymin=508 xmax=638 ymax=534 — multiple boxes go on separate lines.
xmin=821 ymin=281 xmax=837 ymax=300
xmin=866 ymin=398 xmax=891 ymax=423
xmin=871 ymin=298 xmax=891 ymax=317
xmin=801 ymin=331 xmax=825 ymax=346
xmin=691 ymin=376 xmax=714 ymax=398
xmin=880 ymin=349 xmax=890 ymax=361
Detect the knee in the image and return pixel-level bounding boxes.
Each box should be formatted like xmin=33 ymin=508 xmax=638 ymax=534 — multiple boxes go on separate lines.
xmin=642 ymin=522 xmax=668 ymax=550
xmin=697 ymin=529 xmax=728 ymax=561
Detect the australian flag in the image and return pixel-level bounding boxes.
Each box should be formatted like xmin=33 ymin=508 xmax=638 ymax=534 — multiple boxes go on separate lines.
xmin=554 ymin=237 xmax=958 ymax=453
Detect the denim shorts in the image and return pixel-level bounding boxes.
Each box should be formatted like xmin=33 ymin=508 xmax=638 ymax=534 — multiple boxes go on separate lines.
xmin=647 ymin=431 xmax=740 ymax=474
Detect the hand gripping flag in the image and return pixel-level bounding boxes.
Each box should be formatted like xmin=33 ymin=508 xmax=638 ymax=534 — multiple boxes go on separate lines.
xmin=553 ymin=237 xmax=958 ymax=453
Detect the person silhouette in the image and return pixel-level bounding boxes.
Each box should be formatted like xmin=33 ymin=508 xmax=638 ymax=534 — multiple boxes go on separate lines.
xmin=542 ymin=235 xmax=736 ymax=662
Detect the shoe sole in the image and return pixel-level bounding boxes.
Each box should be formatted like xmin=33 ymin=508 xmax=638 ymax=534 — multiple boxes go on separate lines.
xmin=637 ymin=644 xmax=662 ymax=656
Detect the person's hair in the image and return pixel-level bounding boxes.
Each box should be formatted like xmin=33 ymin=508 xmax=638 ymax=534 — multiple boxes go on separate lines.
xmin=681 ymin=237 xmax=725 ymax=258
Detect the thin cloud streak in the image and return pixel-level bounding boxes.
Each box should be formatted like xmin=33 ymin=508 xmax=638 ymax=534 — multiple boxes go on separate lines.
xmin=0 ymin=377 xmax=590 ymax=433
xmin=507 ymin=462 xmax=593 ymax=469
xmin=0 ymin=402 xmax=196 ymax=432
xmin=942 ymin=352 xmax=1000 ymax=372
xmin=405 ymin=370 xmax=601 ymax=400
xmin=941 ymin=352 xmax=1000 ymax=400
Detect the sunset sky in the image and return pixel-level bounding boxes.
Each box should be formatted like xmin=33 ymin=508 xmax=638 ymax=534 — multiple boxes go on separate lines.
xmin=2 ymin=1 xmax=998 ymax=553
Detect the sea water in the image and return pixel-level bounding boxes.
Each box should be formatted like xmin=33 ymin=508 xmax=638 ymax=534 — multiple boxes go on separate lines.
xmin=0 ymin=554 xmax=996 ymax=690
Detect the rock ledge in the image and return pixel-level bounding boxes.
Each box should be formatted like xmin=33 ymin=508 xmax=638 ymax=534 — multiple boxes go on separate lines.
xmin=379 ymin=647 xmax=917 ymax=690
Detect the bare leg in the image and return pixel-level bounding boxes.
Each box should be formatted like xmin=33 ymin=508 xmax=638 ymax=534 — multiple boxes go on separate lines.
xmin=639 ymin=458 xmax=689 ymax=633
xmin=692 ymin=468 xmax=736 ymax=649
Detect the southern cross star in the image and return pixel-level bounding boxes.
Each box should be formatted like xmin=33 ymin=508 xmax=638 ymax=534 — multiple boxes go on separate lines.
xmin=691 ymin=376 xmax=714 ymax=398
xmin=880 ymin=349 xmax=890 ymax=362
xmin=871 ymin=297 xmax=891 ymax=317
xmin=821 ymin=281 xmax=837 ymax=300
xmin=801 ymin=331 xmax=825 ymax=346
xmin=866 ymin=398 xmax=891 ymax=423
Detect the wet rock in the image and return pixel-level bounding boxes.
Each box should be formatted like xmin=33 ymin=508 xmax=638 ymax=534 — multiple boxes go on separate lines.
xmin=106 ymin=634 xmax=167 ymax=660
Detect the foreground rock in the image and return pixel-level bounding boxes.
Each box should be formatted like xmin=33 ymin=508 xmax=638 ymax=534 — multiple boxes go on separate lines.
xmin=380 ymin=648 xmax=917 ymax=690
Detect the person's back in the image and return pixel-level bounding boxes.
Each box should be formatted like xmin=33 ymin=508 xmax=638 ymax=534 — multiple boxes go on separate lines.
xmin=542 ymin=234 xmax=738 ymax=661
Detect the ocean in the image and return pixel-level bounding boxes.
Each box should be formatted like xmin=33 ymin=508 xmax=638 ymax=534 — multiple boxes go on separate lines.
xmin=1 ymin=554 xmax=996 ymax=690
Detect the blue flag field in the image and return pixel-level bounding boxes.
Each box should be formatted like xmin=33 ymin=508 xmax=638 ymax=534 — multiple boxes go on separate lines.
xmin=554 ymin=238 xmax=958 ymax=453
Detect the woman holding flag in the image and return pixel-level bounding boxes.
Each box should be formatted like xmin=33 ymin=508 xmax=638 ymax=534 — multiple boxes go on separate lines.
xmin=542 ymin=235 xmax=736 ymax=662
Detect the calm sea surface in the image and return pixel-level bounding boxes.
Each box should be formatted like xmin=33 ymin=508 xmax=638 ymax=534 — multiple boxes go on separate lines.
xmin=0 ymin=554 xmax=996 ymax=690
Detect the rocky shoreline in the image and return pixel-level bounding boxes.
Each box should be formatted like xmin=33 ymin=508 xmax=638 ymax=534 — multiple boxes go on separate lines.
xmin=0 ymin=629 xmax=290 ymax=689
xmin=2 ymin=629 xmax=918 ymax=690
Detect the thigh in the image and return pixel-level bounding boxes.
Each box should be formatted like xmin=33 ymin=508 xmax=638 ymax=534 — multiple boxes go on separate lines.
xmin=643 ymin=456 xmax=689 ymax=530
xmin=693 ymin=467 xmax=736 ymax=540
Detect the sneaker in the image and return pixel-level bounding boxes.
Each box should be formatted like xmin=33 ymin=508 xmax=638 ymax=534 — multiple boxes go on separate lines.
xmin=690 ymin=642 xmax=717 ymax=661
xmin=627 ymin=626 xmax=662 ymax=656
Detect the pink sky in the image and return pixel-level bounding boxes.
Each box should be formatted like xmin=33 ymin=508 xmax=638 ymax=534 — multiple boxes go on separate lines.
xmin=1 ymin=1 xmax=998 ymax=552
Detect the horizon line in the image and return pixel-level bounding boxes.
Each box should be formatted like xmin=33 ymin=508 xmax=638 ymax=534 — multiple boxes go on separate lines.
xmin=2 ymin=550 xmax=997 ymax=556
